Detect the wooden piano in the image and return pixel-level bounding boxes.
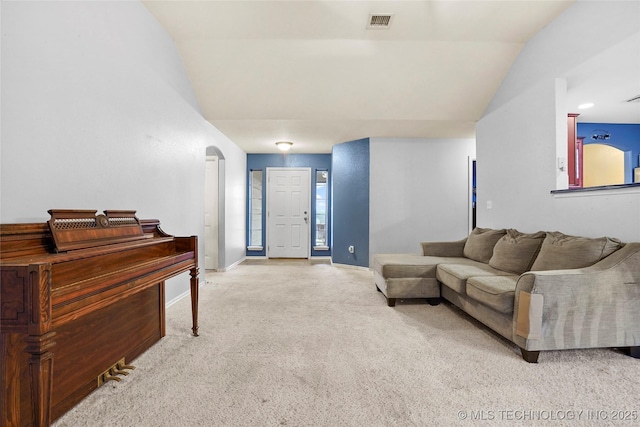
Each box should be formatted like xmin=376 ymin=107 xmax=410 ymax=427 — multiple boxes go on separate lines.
xmin=0 ymin=209 xmax=199 ymax=426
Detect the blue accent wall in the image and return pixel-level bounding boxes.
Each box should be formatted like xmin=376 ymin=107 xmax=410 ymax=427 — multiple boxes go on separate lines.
xmin=331 ymin=138 xmax=370 ymax=267
xmin=246 ymin=154 xmax=332 ymax=257
xmin=577 ymin=123 xmax=640 ymax=183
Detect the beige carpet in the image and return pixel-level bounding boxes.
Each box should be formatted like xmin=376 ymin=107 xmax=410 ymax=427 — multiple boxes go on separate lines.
xmin=53 ymin=260 xmax=639 ymax=426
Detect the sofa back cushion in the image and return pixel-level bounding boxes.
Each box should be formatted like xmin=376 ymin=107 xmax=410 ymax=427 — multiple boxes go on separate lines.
xmin=488 ymin=229 xmax=546 ymax=274
xmin=530 ymin=231 xmax=623 ymax=271
xmin=463 ymin=228 xmax=506 ymax=263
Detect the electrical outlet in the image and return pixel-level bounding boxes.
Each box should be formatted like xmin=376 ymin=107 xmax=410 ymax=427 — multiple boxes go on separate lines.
xmin=348 ymin=245 xmax=355 ymax=254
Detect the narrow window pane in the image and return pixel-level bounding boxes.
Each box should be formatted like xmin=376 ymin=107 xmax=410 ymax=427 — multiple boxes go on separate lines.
xmin=249 ymin=170 xmax=263 ymax=247
xmin=315 ymin=170 xmax=328 ymax=247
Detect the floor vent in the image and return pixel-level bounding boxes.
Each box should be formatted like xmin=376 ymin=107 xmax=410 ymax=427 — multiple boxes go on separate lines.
xmin=367 ymin=14 xmax=394 ymax=29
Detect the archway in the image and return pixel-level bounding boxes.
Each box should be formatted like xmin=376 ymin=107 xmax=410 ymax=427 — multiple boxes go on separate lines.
xmin=205 ymin=146 xmax=225 ymax=270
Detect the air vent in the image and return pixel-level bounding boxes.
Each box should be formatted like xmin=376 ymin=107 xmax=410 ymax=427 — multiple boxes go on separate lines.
xmin=625 ymin=94 xmax=640 ymax=103
xmin=367 ymin=14 xmax=394 ymax=29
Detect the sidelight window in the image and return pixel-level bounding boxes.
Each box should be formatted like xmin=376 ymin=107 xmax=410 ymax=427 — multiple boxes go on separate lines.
xmin=248 ymin=170 xmax=263 ymax=249
xmin=315 ymin=170 xmax=328 ymax=248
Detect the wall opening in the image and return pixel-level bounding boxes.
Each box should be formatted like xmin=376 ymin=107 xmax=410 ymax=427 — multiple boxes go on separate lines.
xmin=205 ymin=146 xmax=226 ymax=270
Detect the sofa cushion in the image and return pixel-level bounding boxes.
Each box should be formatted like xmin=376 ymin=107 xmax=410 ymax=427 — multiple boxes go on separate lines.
xmin=436 ymin=262 xmax=513 ymax=294
xmin=463 ymin=228 xmax=506 ymax=263
xmin=372 ymin=254 xmax=475 ymax=279
xmin=530 ymin=231 xmax=623 ymax=271
xmin=466 ymin=276 xmax=519 ymax=314
xmin=488 ymin=229 xmax=546 ymax=274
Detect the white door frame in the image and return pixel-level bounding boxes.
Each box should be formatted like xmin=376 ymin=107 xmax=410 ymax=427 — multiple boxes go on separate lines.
xmin=205 ymin=155 xmax=219 ymax=270
xmin=468 ymin=156 xmax=476 ymax=234
xmin=266 ymin=167 xmax=311 ymax=259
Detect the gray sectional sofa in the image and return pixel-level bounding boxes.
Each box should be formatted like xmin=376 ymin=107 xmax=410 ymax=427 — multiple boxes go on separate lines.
xmin=372 ymin=228 xmax=640 ymax=363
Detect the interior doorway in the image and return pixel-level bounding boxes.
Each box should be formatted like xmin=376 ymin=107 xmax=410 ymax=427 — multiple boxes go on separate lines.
xmin=205 ymin=146 xmax=225 ymax=270
xmin=469 ymin=157 xmax=477 ymax=233
xmin=266 ymin=168 xmax=311 ymax=259
xmin=205 ymin=155 xmax=219 ymax=270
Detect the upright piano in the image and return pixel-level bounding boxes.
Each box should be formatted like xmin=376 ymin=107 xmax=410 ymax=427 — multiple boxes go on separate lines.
xmin=0 ymin=210 xmax=199 ymax=426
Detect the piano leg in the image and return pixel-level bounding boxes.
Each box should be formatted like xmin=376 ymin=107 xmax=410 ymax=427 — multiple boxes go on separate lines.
xmin=25 ymin=331 xmax=56 ymax=427
xmin=190 ymin=267 xmax=199 ymax=337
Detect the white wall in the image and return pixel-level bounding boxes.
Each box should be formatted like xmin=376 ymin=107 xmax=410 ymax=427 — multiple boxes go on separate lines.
xmin=477 ymin=1 xmax=640 ymax=242
xmin=1 ymin=1 xmax=246 ymax=302
xmin=476 ymin=78 xmax=564 ymax=232
xmin=485 ymin=0 xmax=640 ymax=116
xmin=370 ymin=138 xmax=476 ymax=260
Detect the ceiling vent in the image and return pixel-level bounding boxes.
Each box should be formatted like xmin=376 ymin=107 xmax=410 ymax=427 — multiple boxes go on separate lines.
xmin=625 ymin=94 xmax=640 ymax=103
xmin=367 ymin=14 xmax=394 ymax=29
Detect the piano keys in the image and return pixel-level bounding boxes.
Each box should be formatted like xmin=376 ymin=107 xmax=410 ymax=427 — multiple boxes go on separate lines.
xmin=0 ymin=210 xmax=199 ymax=426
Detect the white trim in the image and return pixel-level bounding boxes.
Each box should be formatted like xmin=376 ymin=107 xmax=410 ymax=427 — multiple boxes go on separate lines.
xmin=331 ymin=263 xmax=373 ymax=272
xmin=204 ymin=155 xmax=219 ymax=270
xmin=313 ymin=246 xmax=330 ymax=251
xmin=310 ymin=256 xmax=332 ymax=265
xmin=165 ymin=279 xmax=206 ymax=308
xmin=215 ymin=257 xmax=246 ymax=272
xmin=247 ymin=245 xmax=263 ymax=251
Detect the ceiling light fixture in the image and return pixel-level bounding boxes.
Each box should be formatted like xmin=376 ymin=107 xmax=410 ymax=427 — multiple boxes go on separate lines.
xmin=276 ymin=141 xmax=293 ymax=152
xmin=578 ymin=102 xmax=594 ymax=109
xmin=591 ymin=129 xmax=610 ymax=140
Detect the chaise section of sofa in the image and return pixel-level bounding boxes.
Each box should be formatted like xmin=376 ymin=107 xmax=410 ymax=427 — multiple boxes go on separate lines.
xmin=372 ymin=253 xmax=454 ymax=306
xmin=371 ymin=239 xmax=481 ymax=306
xmin=372 ymin=228 xmax=640 ymax=363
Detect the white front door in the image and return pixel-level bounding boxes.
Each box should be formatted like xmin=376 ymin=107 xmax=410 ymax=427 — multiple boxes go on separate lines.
xmin=267 ymin=168 xmax=311 ymax=258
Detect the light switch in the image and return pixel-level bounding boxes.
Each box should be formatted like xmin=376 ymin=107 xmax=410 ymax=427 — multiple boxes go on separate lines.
xmin=486 ymin=200 xmax=492 ymax=210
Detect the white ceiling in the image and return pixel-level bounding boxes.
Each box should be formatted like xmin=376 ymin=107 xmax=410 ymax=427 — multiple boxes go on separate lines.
xmin=142 ymin=0 xmax=607 ymax=153
xmin=565 ymin=32 xmax=640 ymax=125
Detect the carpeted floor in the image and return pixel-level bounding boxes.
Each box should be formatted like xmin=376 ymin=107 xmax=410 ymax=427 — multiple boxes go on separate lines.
xmin=53 ymin=260 xmax=639 ymax=426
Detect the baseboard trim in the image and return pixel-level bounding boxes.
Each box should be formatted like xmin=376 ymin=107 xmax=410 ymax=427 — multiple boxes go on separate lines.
xmin=332 ymin=263 xmax=372 ymax=272
xmin=308 ymin=257 xmax=332 ymax=266
xmin=165 ymin=278 xmax=206 ymax=308
xmin=216 ymin=257 xmax=246 ymax=272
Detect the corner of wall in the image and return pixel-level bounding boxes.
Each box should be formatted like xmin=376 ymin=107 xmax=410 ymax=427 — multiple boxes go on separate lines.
xmin=331 ymin=138 xmax=370 ymax=267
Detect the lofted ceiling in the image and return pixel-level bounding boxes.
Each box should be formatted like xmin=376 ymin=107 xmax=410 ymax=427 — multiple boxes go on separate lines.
xmin=565 ymin=32 xmax=640 ymax=126
xmin=143 ymin=0 xmax=582 ymax=153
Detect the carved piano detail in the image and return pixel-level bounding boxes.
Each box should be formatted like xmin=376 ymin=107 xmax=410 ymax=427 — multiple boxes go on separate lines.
xmin=0 ymin=210 xmax=199 ymax=426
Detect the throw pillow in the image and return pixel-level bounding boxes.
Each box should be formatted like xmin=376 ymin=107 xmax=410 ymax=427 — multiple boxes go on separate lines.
xmin=463 ymin=227 xmax=506 ymax=263
xmin=530 ymin=231 xmax=623 ymax=271
xmin=489 ymin=229 xmax=546 ymax=274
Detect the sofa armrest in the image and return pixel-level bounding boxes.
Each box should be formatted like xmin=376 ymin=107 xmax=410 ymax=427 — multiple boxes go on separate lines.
xmin=513 ymin=243 xmax=640 ymax=351
xmin=421 ymin=238 xmax=467 ymax=257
